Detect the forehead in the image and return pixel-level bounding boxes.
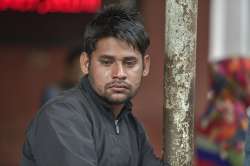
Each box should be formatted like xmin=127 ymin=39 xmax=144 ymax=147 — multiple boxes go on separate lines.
xmin=93 ymin=37 xmax=142 ymax=58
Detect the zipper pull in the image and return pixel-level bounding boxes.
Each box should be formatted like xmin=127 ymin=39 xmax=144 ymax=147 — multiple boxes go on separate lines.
xmin=115 ymin=120 xmax=120 ymax=135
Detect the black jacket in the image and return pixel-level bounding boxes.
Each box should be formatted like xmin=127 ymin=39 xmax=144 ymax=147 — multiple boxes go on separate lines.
xmin=21 ymin=76 xmax=166 ymax=166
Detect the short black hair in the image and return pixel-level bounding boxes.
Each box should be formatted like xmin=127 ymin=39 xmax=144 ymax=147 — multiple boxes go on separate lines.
xmin=83 ymin=6 xmax=150 ymax=57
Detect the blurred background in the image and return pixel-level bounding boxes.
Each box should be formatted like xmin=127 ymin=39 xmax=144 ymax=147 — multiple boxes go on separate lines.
xmin=0 ymin=0 xmax=249 ymax=165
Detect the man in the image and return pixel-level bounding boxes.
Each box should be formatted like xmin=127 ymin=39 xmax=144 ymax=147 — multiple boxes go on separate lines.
xmin=21 ymin=6 xmax=167 ymax=166
xmin=40 ymin=47 xmax=82 ymax=106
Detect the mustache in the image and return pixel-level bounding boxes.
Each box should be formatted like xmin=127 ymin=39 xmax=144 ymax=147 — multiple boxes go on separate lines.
xmin=106 ymin=80 xmax=131 ymax=89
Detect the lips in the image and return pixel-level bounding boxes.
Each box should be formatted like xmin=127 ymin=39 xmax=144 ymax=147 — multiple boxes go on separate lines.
xmin=106 ymin=81 xmax=130 ymax=91
xmin=110 ymin=84 xmax=128 ymax=89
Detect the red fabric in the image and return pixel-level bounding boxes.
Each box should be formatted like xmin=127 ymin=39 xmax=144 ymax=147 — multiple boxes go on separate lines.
xmin=196 ymin=159 xmax=218 ymax=166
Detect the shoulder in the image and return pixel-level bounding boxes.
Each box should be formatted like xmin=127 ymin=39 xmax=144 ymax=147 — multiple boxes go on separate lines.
xmin=26 ymin=87 xmax=92 ymax=138
xmin=42 ymin=87 xmax=87 ymax=115
xmin=29 ymin=87 xmax=90 ymax=131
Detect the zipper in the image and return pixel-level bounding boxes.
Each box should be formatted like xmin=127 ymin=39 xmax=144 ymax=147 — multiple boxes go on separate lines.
xmin=114 ymin=120 xmax=120 ymax=135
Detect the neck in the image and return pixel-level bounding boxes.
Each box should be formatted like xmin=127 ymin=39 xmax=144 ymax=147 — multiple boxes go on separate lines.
xmin=111 ymin=104 xmax=124 ymax=119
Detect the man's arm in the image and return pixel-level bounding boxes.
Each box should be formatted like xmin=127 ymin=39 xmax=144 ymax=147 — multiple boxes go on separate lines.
xmin=139 ymin=131 xmax=170 ymax=166
xmin=22 ymin=102 xmax=97 ymax=166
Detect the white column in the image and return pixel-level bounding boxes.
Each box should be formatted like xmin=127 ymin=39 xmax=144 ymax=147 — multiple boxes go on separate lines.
xmin=209 ymin=0 xmax=250 ymax=62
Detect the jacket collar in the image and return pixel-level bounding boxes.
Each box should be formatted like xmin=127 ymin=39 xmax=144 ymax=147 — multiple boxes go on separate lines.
xmin=80 ymin=75 xmax=132 ymax=120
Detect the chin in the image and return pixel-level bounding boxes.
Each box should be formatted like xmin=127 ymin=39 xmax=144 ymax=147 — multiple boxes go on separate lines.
xmin=110 ymin=98 xmax=127 ymax=104
xmin=107 ymin=96 xmax=129 ymax=105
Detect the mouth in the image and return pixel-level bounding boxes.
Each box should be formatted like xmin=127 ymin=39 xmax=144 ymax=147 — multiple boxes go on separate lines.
xmin=107 ymin=82 xmax=130 ymax=92
xmin=110 ymin=84 xmax=128 ymax=91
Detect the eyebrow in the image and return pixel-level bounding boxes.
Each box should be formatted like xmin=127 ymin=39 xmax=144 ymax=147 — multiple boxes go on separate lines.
xmin=99 ymin=54 xmax=138 ymax=59
xmin=123 ymin=57 xmax=138 ymax=61
xmin=98 ymin=55 xmax=114 ymax=59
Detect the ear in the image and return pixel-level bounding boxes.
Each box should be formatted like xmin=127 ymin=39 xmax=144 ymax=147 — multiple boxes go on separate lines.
xmin=80 ymin=52 xmax=90 ymax=75
xmin=142 ymin=54 xmax=150 ymax=76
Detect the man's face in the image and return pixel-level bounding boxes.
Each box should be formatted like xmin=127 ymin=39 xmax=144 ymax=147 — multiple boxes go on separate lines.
xmin=80 ymin=37 xmax=150 ymax=105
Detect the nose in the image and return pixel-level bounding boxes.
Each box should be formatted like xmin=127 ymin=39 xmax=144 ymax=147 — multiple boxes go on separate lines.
xmin=112 ymin=63 xmax=127 ymax=80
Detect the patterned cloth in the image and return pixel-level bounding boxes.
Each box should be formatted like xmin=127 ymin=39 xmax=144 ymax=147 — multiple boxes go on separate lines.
xmin=196 ymin=58 xmax=250 ymax=166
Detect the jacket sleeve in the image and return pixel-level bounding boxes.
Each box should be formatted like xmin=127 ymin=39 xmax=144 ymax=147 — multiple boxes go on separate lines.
xmin=138 ymin=124 xmax=170 ymax=166
xmin=29 ymin=102 xmax=97 ymax=166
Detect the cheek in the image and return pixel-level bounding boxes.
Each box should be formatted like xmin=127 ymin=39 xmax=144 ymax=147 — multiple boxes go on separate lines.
xmin=90 ymin=61 xmax=108 ymax=78
xmin=89 ymin=65 xmax=111 ymax=89
xmin=127 ymin=67 xmax=143 ymax=86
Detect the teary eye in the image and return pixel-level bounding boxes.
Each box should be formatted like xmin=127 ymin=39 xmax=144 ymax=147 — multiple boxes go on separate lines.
xmin=124 ymin=58 xmax=137 ymax=67
xmin=99 ymin=57 xmax=114 ymax=66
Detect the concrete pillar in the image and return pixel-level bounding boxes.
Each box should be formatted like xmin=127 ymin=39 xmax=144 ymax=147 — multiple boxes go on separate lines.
xmin=164 ymin=0 xmax=198 ymax=165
